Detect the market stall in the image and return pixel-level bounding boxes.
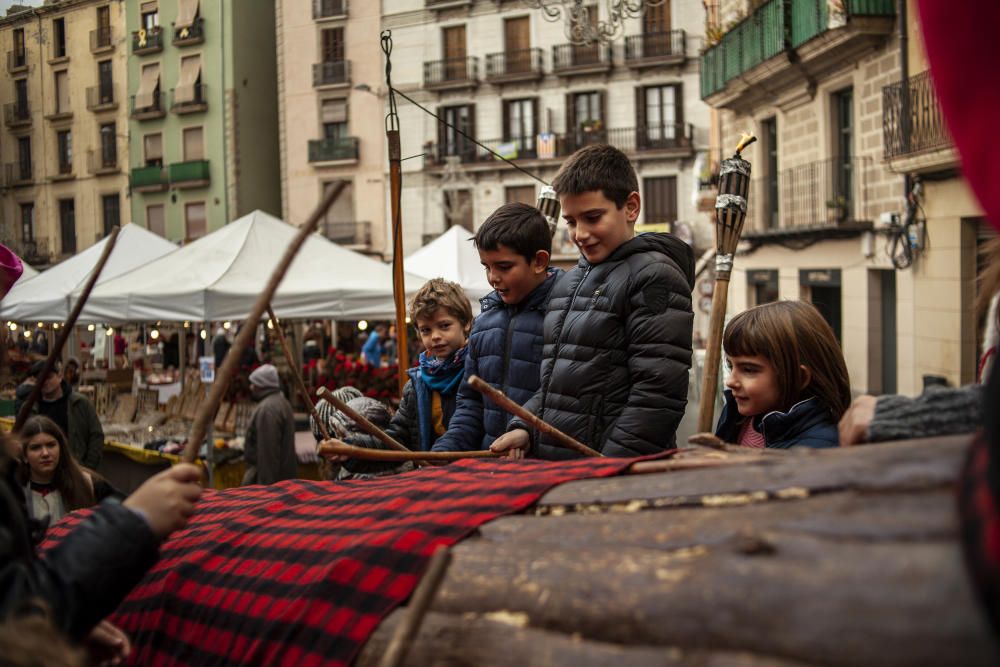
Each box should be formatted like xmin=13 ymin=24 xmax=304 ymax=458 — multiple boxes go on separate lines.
xmin=404 ymin=225 xmax=492 ymax=311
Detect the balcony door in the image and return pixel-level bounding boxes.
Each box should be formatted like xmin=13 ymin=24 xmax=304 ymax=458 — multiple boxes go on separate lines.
xmin=98 ymin=59 xmax=113 ymax=103
xmin=17 ymin=136 xmax=31 ymax=180
xmin=567 ymin=91 xmax=605 ymax=149
xmin=100 ymin=122 xmax=116 ymax=167
xmin=503 ymin=98 xmax=537 ymax=156
xmin=439 ymin=104 xmax=474 ymax=160
xmin=572 ymin=7 xmax=599 ymax=65
xmin=59 ymin=199 xmax=76 ymax=254
xmin=504 ymin=17 xmax=530 ymax=73
xmin=642 ymin=1 xmax=671 ymax=56
xmin=762 ymin=117 xmax=778 ymax=229
xmin=443 ymin=26 xmax=467 ymax=80
xmin=833 ymin=87 xmax=854 ymax=215
xmin=20 ymin=202 xmax=34 ymax=243
xmin=642 ymin=176 xmax=677 ymax=226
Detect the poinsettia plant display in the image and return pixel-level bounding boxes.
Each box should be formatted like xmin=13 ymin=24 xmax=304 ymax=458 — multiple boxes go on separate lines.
xmin=310 ymin=350 xmax=402 ymax=401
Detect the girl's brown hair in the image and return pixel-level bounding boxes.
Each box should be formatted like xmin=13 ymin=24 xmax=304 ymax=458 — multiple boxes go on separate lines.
xmin=17 ymin=415 xmax=95 ymax=511
xmin=723 ymin=300 xmax=852 ymax=420
xmin=408 ymin=278 xmax=474 ymax=331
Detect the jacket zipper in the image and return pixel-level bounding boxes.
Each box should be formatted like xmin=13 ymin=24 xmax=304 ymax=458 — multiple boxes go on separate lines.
xmin=538 ymin=266 xmax=592 ymax=420
xmin=501 ymin=310 xmax=519 ymax=395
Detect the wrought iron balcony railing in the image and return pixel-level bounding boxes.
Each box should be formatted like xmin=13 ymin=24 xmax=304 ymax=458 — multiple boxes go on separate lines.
xmin=424 ymin=56 xmax=479 ymax=88
xmin=130 ymin=92 xmax=165 ymax=119
xmin=882 ymin=71 xmax=951 ymax=160
xmin=624 ymin=30 xmax=686 ymax=64
xmin=86 ymin=85 xmax=117 ymax=111
xmin=90 ymin=26 xmax=113 ymax=52
xmin=170 ymin=83 xmax=208 ymax=113
xmin=87 ymin=148 xmax=118 ymax=174
xmin=7 ymin=50 xmax=26 ymax=72
xmin=4 ymin=102 xmax=30 ymax=127
xmin=552 ymin=43 xmax=612 ymax=73
xmin=308 ymin=137 xmax=359 ymax=162
xmin=313 ymin=60 xmax=350 ymax=87
xmin=132 ymin=26 xmax=164 ymax=54
xmin=4 ymin=161 xmax=32 ymax=186
xmin=485 ymin=48 xmax=544 ymax=81
xmin=322 ymin=221 xmax=371 ymax=248
xmin=313 ymin=0 xmax=347 ymax=19
xmin=173 ymin=17 xmax=205 ymax=46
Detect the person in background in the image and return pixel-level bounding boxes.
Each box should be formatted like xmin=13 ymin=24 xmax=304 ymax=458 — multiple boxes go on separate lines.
xmin=63 ymin=357 xmax=81 ymax=389
xmin=361 ymin=323 xmax=387 ymax=368
xmin=715 ymin=301 xmax=851 ymax=449
xmin=241 ymin=364 xmax=296 ymax=485
xmin=14 ymin=360 xmax=44 ymax=417
xmin=212 ymin=327 xmax=231 ymax=369
xmin=17 ymin=416 xmax=120 ymax=524
xmin=383 ymin=324 xmax=398 ymax=366
xmin=28 ymin=360 xmax=104 ymax=470
xmin=113 ymin=332 xmax=127 ymax=369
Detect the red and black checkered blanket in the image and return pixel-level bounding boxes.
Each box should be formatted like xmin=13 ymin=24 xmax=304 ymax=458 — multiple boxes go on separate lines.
xmin=41 ymin=457 xmax=640 ymax=666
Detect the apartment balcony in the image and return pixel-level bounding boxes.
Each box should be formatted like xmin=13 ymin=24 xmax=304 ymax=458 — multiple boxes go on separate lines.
xmin=170 ymin=83 xmax=208 ymax=114
xmin=132 ymin=26 xmax=164 ymax=55
xmin=322 ymin=221 xmax=371 ymax=250
xmin=745 ymin=156 xmax=874 ymax=241
xmin=2 ymin=237 xmax=47 ymax=264
xmin=308 ymin=137 xmax=359 ymax=164
xmin=484 ymin=48 xmax=544 ymax=84
xmin=700 ymin=0 xmax=895 ymax=112
xmin=4 ymin=102 xmax=30 ymax=128
xmin=552 ymin=43 xmax=613 ymax=76
xmin=131 ymin=164 xmax=168 ymax=192
xmin=624 ymin=30 xmax=686 ymax=69
xmin=87 ymin=149 xmax=119 ymax=176
xmin=313 ymin=0 xmax=347 ymax=20
xmin=131 ymin=92 xmax=166 ymax=120
xmin=428 ymin=123 xmax=694 ymax=171
xmin=424 ymin=56 xmax=479 ymax=92
xmin=90 ymin=27 xmax=113 ymax=53
xmin=169 ymin=160 xmax=211 ymax=189
xmin=86 ymin=85 xmax=118 ymax=112
xmin=425 ymin=0 xmax=472 ymax=8
xmin=313 ymin=60 xmax=350 ymax=88
xmin=173 ymin=17 xmax=205 ymax=47
xmin=44 ymin=105 xmax=73 ymax=122
xmin=51 ymin=157 xmax=74 ymax=181
xmin=882 ymin=71 xmax=958 ymax=175
xmin=6 ymin=50 xmax=26 ymax=73
xmin=4 ymin=162 xmax=32 ymax=187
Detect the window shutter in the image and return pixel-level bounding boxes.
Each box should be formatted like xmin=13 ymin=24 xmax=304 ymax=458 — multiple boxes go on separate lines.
xmin=532 ymin=98 xmax=539 ymax=140
xmin=467 ymin=104 xmax=476 ymax=159
xmin=635 ymin=87 xmax=646 ymax=149
xmin=437 ymin=106 xmax=446 ymax=154
xmin=565 ymin=93 xmax=575 ymax=134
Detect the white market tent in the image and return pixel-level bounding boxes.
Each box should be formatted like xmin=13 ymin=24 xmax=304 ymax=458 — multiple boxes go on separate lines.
xmin=80 ymin=210 xmax=423 ymax=323
xmin=18 ymin=262 xmax=38 ymax=282
xmin=0 ymin=224 xmax=178 ymax=323
xmin=404 ymin=226 xmax=492 ymax=306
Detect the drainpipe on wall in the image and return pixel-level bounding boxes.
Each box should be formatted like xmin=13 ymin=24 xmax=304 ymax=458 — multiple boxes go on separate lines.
xmin=898 ymin=0 xmax=911 ymax=193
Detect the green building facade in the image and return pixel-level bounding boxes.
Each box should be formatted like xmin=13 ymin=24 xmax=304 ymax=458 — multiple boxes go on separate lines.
xmin=126 ymin=0 xmax=280 ymax=241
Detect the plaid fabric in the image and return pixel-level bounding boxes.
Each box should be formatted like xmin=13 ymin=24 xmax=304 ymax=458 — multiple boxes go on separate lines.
xmin=40 ymin=456 xmax=643 ymax=666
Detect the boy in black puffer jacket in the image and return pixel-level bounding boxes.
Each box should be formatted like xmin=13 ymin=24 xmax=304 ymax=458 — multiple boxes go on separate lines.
xmin=491 ymin=144 xmax=695 ymax=459
xmin=433 ymin=202 xmax=561 ymax=452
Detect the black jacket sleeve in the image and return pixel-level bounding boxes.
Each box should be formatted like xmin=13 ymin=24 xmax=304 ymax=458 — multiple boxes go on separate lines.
xmin=385 ymin=380 xmax=419 ymax=451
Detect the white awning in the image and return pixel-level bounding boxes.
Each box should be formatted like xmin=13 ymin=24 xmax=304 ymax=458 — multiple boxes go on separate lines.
xmin=135 ymin=63 xmax=159 ymax=109
xmin=175 ymin=0 xmax=200 ymax=29
xmin=174 ymin=55 xmax=201 ymax=104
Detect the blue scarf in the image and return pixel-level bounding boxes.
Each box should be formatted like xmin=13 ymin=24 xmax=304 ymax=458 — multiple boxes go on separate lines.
xmin=418 ymin=346 xmax=467 ymax=395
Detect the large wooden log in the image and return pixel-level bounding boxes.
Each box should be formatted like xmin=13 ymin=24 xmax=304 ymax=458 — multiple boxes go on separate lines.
xmin=357 ymin=436 xmax=998 ymax=666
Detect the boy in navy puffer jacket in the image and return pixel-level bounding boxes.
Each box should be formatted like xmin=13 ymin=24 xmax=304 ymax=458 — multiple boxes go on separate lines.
xmin=433 ymin=203 xmax=561 ymax=452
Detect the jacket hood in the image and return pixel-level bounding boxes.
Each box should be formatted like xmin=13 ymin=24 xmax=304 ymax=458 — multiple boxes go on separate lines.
xmin=480 ymin=268 xmax=562 ymax=313
xmin=582 ymin=233 xmax=695 ymax=289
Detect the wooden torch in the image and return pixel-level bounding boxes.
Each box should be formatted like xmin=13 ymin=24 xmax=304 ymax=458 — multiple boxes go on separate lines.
xmin=697 ymin=133 xmax=756 ymax=434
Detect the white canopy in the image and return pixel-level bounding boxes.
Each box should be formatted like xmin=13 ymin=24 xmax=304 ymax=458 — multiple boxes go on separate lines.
xmin=81 ymin=210 xmax=422 ymax=322
xmin=405 ymin=226 xmax=492 ymax=307
xmin=0 ymin=224 xmax=177 ymax=323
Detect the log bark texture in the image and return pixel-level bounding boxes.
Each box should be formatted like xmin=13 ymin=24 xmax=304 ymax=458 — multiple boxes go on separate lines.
xmin=356 ymin=436 xmax=998 ymax=666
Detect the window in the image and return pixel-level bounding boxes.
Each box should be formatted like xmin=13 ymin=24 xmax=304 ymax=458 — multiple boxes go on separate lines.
xmin=176 ymin=54 xmax=203 ymax=105
xmin=504 ymin=17 xmax=530 ymax=73
xmin=567 ymin=91 xmax=604 ymax=148
xmin=141 ymin=2 xmax=159 ymax=30
xmin=747 ymin=270 xmax=779 ymax=307
xmin=503 ymin=98 xmax=537 ymax=155
xmin=52 ymin=18 xmax=66 ymax=58
xmin=146 ymin=204 xmax=165 ymax=237
xmin=54 ymin=70 xmax=70 ymax=113
xmin=175 ymin=0 xmax=200 ymax=36
xmin=56 ymin=130 xmax=72 ymax=174
xmin=100 ymin=122 xmax=116 ymax=167
xmin=321 ymin=99 xmax=347 ymax=141
xmin=321 ymin=27 xmax=344 ymax=62
xmin=321 ymin=180 xmax=355 ymax=241
xmin=642 ymin=176 xmax=677 ymax=225
xmin=185 ymin=202 xmax=207 ymax=239
xmin=20 ymin=202 xmax=33 ymax=242
xmin=12 ymin=28 xmax=25 ymax=66
xmin=641 ymin=1 xmax=672 ymax=56
xmin=442 ymin=25 xmax=467 ymax=79
xmin=14 ymin=79 xmax=28 ymax=111
xmin=638 ymin=84 xmax=682 ymax=148
xmin=439 ymin=104 xmax=475 ymax=160
xmin=98 ymin=60 xmax=113 ymax=102
xmin=444 ymin=190 xmax=473 ymax=232
xmin=571 ymin=9 xmax=599 ymax=65
xmin=96 ymin=6 xmax=111 ymax=47
xmin=17 ymin=136 xmax=31 ymax=181
xmin=143 ymin=133 xmax=163 ymax=166
xmin=833 ymin=87 xmax=854 ymax=211
xmin=101 ymin=194 xmax=120 ymax=236
xmin=505 ymin=185 xmax=535 ymax=205
xmin=183 ymin=126 xmax=204 ymax=161
xmin=136 ymin=63 xmax=161 ymax=110
xmin=762 ymin=117 xmax=778 ymax=229
xmin=59 ymin=199 xmax=76 ymax=254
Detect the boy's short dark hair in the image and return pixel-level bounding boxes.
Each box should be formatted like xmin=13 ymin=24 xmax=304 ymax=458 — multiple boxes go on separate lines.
xmin=551 ymin=144 xmax=638 ymax=209
xmin=473 ymin=202 xmax=551 ymax=263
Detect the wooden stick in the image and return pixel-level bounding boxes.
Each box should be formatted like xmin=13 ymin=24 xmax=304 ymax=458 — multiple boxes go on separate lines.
xmin=182 ymin=182 xmax=347 ymax=462
xmin=267 ymin=305 xmax=329 ymax=441
xmin=318 ymin=439 xmax=500 ymax=462
xmin=315 ymin=386 xmax=410 ymax=453
xmin=466 ymin=375 xmax=602 ymax=458
xmin=378 ymin=545 xmax=452 ymax=667
xmin=14 ymin=226 xmax=121 ymax=432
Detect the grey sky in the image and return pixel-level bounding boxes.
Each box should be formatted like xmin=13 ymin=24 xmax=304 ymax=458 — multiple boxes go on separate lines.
xmin=0 ymin=1 xmax=39 ymax=16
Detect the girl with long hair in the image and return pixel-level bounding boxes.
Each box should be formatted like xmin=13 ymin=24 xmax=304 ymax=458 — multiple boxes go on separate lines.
xmin=17 ymin=415 xmax=118 ymax=523
xmin=715 ymin=300 xmax=851 ymax=449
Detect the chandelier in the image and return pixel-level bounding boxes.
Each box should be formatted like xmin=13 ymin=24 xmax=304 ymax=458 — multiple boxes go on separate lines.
xmin=522 ymin=0 xmax=668 ymax=45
